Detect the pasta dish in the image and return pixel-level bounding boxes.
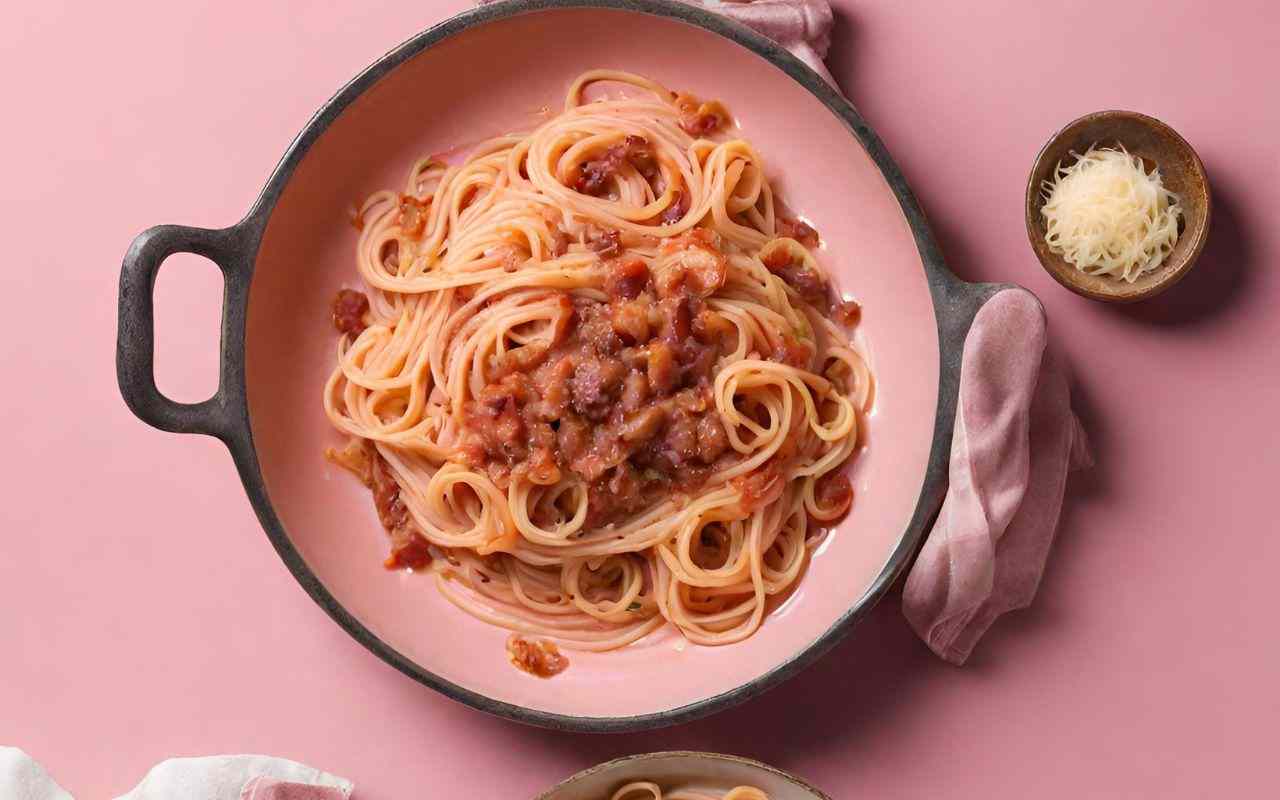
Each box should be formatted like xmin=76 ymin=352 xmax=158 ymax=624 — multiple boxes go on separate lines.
xmin=323 ymin=71 xmax=870 ymax=669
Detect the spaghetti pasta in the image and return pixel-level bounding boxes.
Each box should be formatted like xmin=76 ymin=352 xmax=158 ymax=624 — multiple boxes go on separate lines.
xmin=608 ymin=781 xmax=768 ymax=800
xmin=323 ymin=71 xmax=871 ymax=657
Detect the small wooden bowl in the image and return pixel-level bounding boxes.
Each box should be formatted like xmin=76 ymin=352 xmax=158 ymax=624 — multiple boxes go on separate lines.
xmin=1025 ymin=110 xmax=1211 ymax=303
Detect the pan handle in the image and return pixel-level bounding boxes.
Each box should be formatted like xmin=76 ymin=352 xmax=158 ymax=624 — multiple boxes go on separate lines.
xmin=909 ymin=272 xmax=1019 ymax=533
xmin=116 ymin=223 xmax=252 ymax=443
xmin=934 ymin=273 xmax=1020 ymax=440
xmin=936 ymin=275 xmax=1016 ymax=357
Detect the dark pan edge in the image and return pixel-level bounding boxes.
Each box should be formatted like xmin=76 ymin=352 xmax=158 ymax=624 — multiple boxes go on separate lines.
xmin=203 ymin=0 xmax=984 ymax=732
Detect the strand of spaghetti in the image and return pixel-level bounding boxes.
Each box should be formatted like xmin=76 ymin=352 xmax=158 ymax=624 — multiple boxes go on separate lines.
xmin=323 ymin=70 xmax=872 ymax=653
xmin=611 ymin=782 xmax=769 ymax=800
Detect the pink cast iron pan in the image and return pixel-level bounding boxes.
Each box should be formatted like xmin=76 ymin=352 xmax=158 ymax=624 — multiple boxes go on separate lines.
xmin=117 ymin=0 xmax=1003 ymax=731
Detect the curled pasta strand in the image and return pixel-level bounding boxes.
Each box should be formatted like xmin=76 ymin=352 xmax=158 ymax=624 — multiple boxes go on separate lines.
xmin=323 ymin=71 xmax=873 ymax=653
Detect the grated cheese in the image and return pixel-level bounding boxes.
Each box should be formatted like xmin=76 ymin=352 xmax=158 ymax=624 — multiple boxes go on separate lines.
xmin=1040 ymin=145 xmax=1182 ymax=282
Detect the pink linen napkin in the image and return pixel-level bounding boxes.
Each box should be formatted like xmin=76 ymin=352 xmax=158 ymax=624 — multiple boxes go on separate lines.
xmin=0 ymin=748 xmax=354 ymax=800
xmin=695 ymin=0 xmax=836 ymax=85
xmin=475 ymin=0 xmax=1092 ymax=664
xmin=902 ymin=289 xmax=1092 ymax=664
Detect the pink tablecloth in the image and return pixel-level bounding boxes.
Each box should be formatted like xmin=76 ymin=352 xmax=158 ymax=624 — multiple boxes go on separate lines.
xmin=3 ymin=1 xmax=1277 ymax=797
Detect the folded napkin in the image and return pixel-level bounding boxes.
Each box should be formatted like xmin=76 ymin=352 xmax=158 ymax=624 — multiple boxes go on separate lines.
xmin=902 ymin=289 xmax=1092 ymax=664
xmin=475 ymin=0 xmax=1091 ymax=664
xmin=0 ymin=748 xmax=352 ymax=800
xmin=0 ymin=748 xmax=72 ymax=800
xmin=694 ymin=0 xmax=836 ymax=85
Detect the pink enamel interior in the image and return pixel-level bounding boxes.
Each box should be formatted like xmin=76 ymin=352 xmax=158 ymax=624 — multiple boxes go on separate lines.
xmin=245 ymin=6 xmax=939 ymax=720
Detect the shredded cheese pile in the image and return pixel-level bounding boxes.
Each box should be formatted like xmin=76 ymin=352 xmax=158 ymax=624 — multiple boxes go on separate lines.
xmin=1040 ymin=145 xmax=1182 ymax=282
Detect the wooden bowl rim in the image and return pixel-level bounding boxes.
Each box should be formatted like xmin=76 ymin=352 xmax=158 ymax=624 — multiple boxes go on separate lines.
xmin=1024 ymin=109 xmax=1211 ymax=303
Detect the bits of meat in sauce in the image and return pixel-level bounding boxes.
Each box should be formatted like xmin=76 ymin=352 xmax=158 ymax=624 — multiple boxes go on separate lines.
xmin=659 ymin=189 xmax=690 ymax=225
xmin=587 ymin=228 xmax=622 ymax=258
xmin=460 ymin=230 xmax=738 ymax=528
xmin=370 ymin=451 xmax=432 ymax=570
xmin=762 ymin=243 xmax=832 ymax=309
xmin=674 ymin=92 xmax=730 ymax=137
xmin=776 ymin=217 xmax=820 ymax=248
xmin=327 ymin=439 xmax=432 ymax=570
xmin=506 ymin=634 xmax=569 ymax=678
xmin=341 ymin=221 xmax=848 ymax=548
xmin=833 ymin=299 xmax=862 ymax=327
xmin=573 ymin=135 xmax=656 ymax=196
xmin=812 ymin=471 xmax=854 ymax=525
xmin=332 ymin=289 xmax=370 ymax=337
xmin=397 ymin=194 xmax=430 ymax=236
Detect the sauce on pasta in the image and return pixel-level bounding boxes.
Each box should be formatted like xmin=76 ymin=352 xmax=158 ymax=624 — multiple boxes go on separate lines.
xmin=323 ymin=70 xmax=872 ymax=664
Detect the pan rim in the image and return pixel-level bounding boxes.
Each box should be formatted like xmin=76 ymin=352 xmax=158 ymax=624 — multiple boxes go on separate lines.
xmin=219 ymin=0 xmax=971 ymax=732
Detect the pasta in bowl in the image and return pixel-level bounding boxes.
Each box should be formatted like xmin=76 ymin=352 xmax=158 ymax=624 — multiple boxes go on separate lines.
xmin=322 ymin=71 xmax=871 ymax=663
xmin=536 ymin=752 xmax=829 ymax=800
xmin=118 ymin=0 xmax=992 ymax=730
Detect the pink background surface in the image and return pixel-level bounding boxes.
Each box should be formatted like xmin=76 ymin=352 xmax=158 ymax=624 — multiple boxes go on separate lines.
xmin=2 ymin=0 xmax=1277 ymax=797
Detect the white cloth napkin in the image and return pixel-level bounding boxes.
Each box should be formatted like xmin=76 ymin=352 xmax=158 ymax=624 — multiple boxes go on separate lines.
xmin=0 ymin=748 xmax=352 ymax=800
xmin=0 ymin=749 xmax=73 ymax=800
